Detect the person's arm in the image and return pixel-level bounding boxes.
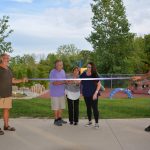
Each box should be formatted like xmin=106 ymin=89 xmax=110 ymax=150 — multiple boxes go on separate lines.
xmin=93 ymin=81 xmax=101 ymax=100
xmin=12 ymin=77 xmax=28 ymax=84
xmin=132 ymin=71 xmax=150 ymax=81
xmin=78 ymin=72 xmax=84 ymax=84
xmin=143 ymin=71 xmax=150 ymax=79
xmin=53 ymin=72 xmax=66 ymax=85
xmin=68 ymin=79 xmax=81 ymax=85
xmin=53 ymin=81 xmax=66 ymax=85
xmin=50 ymin=70 xmax=66 ymax=86
xmin=132 ymin=76 xmax=142 ymax=81
xmin=74 ymin=80 xmax=81 ymax=85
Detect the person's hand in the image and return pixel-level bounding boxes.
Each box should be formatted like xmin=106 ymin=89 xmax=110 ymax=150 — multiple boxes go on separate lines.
xmin=68 ymin=80 xmax=75 ymax=84
xmin=74 ymin=80 xmax=80 ymax=85
xmin=65 ymin=80 xmax=72 ymax=84
xmin=93 ymin=93 xmax=97 ymax=100
xmin=131 ymin=76 xmax=142 ymax=81
xmin=65 ymin=80 xmax=69 ymax=84
xmin=70 ymin=80 xmax=74 ymax=84
xmin=22 ymin=77 xmax=28 ymax=83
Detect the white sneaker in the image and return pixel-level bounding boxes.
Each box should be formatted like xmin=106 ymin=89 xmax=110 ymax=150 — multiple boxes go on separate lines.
xmin=85 ymin=121 xmax=92 ymax=127
xmin=94 ymin=123 xmax=99 ymax=129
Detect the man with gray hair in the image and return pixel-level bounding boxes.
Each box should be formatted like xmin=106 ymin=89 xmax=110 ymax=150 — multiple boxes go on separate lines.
xmin=49 ymin=60 xmax=67 ymax=126
xmin=0 ymin=53 xmax=28 ymax=135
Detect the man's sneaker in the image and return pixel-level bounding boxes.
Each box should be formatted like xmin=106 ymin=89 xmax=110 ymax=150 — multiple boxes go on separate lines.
xmin=94 ymin=123 xmax=99 ymax=129
xmin=0 ymin=128 xmax=4 ymax=135
xmin=54 ymin=120 xmax=62 ymax=126
xmin=145 ymin=125 xmax=150 ymax=132
xmin=4 ymin=126 xmax=16 ymax=131
xmin=59 ymin=118 xmax=67 ymax=124
xmin=85 ymin=121 xmax=92 ymax=127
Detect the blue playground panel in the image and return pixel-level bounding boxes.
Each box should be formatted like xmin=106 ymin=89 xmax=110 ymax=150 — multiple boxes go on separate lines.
xmin=109 ymin=88 xmax=133 ymax=99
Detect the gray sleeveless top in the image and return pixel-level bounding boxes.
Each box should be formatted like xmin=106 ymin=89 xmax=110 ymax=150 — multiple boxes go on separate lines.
xmin=65 ymin=74 xmax=80 ymax=92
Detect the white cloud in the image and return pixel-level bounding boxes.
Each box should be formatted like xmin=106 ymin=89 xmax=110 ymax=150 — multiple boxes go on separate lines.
xmin=123 ymin=0 xmax=150 ymax=35
xmin=1 ymin=0 xmax=150 ymax=56
xmin=6 ymin=5 xmax=92 ymax=54
xmin=69 ymin=0 xmax=92 ymax=6
xmin=10 ymin=6 xmax=92 ymax=39
xmin=11 ymin=0 xmax=33 ymax=3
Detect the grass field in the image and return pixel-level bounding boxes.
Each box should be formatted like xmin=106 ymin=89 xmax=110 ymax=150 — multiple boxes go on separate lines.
xmin=0 ymin=98 xmax=150 ymax=119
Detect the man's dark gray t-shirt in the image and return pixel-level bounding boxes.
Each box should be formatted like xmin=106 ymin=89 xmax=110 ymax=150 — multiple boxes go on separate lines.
xmin=0 ymin=66 xmax=13 ymax=98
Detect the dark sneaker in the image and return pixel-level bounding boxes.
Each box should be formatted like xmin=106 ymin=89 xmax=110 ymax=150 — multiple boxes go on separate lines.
xmin=54 ymin=120 xmax=62 ymax=126
xmin=70 ymin=122 xmax=73 ymax=125
xmin=0 ymin=128 xmax=4 ymax=135
xmin=85 ymin=121 xmax=92 ymax=127
xmin=145 ymin=125 xmax=150 ymax=132
xmin=60 ymin=119 xmax=67 ymax=124
xmin=74 ymin=122 xmax=78 ymax=126
xmin=4 ymin=126 xmax=16 ymax=131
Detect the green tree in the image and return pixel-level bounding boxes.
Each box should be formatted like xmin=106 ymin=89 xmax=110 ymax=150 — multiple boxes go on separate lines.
xmin=36 ymin=53 xmax=57 ymax=88
xmin=10 ymin=55 xmax=37 ymax=87
xmin=129 ymin=36 xmax=145 ymax=73
xmin=87 ymin=0 xmax=134 ymax=73
xmin=57 ymin=44 xmax=80 ymax=56
xmin=79 ymin=50 xmax=95 ymax=67
xmin=144 ymin=34 xmax=150 ymax=72
xmin=129 ymin=34 xmax=150 ymax=73
xmin=56 ymin=44 xmax=81 ymax=72
xmin=10 ymin=55 xmax=37 ymax=78
xmin=46 ymin=53 xmax=57 ymax=70
xmin=0 ymin=16 xmax=13 ymax=54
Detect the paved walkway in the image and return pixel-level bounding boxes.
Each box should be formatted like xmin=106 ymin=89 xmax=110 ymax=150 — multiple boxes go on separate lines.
xmin=0 ymin=118 xmax=150 ymax=150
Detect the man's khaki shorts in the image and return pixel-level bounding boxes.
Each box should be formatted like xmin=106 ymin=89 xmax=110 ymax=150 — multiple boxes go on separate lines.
xmin=0 ymin=97 xmax=12 ymax=109
xmin=51 ymin=96 xmax=66 ymax=110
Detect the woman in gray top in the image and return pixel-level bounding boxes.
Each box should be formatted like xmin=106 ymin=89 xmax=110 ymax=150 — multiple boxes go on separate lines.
xmin=65 ymin=66 xmax=80 ymax=125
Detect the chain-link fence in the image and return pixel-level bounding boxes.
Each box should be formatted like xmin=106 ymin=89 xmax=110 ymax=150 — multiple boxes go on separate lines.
xmin=99 ymin=74 xmax=144 ymax=89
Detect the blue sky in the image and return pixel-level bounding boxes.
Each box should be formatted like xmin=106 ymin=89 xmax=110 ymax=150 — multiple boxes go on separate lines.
xmin=0 ymin=0 xmax=150 ymax=57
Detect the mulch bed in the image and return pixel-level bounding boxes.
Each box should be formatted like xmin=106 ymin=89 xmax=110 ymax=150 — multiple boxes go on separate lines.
xmin=38 ymin=88 xmax=150 ymax=99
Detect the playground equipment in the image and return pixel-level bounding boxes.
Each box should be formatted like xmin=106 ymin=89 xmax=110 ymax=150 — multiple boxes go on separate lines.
xmin=109 ymin=88 xmax=133 ymax=99
xmin=129 ymin=79 xmax=150 ymax=95
xmin=31 ymin=84 xmax=45 ymax=94
xmin=80 ymin=68 xmax=87 ymax=74
xmin=12 ymin=84 xmax=46 ymax=99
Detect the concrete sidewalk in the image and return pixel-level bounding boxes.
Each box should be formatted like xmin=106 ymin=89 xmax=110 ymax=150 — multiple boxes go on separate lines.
xmin=0 ymin=118 xmax=150 ymax=150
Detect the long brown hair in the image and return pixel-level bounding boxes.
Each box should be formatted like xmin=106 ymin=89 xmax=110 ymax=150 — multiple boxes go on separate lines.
xmin=87 ymin=62 xmax=99 ymax=78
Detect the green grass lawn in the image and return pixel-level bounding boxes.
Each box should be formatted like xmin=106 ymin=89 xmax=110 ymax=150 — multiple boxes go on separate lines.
xmin=0 ymin=98 xmax=150 ymax=119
